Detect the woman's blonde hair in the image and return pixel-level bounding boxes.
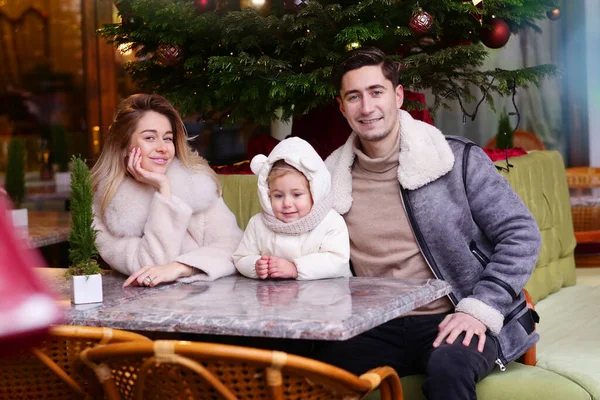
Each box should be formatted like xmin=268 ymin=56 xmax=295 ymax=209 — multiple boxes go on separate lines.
xmin=91 ymin=93 xmax=220 ymax=215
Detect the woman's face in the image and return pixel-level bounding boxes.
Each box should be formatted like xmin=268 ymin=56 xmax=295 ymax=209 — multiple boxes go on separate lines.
xmin=127 ymin=111 xmax=175 ymax=174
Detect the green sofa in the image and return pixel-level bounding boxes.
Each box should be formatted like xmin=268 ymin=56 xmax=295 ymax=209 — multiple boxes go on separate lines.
xmin=219 ymin=150 xmax=599 ymax=400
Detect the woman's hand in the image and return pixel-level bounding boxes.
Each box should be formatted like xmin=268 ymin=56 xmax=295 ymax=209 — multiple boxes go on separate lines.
xmin=127 ymin=147 xmax=171 ymax=198
xmin=122 ymin=262 xmax=193 ymax=288
xmin=267 ymin=257 xmax=298 ymax=279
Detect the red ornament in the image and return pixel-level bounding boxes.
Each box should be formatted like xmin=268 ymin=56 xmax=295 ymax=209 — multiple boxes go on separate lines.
xmin=155 ymin=43 xmax=185 ymax=67
xmin=409 ymin=8 xmax=434 ymax=35
xmin=194 ymin=0 xmax=216 ymax=13
xmin=480 ymin=18 xmax=510 ymax=49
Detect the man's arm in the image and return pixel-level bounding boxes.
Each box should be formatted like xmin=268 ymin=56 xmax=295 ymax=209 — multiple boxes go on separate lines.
xmin=455 ymin=145 xmax=542 ymax=335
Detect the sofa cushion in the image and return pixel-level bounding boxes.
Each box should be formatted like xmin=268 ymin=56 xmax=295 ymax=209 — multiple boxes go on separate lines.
xmin=495 ymin=151 xmax=577 ymax=303
xmin=535 ymin=282 xmax=600 ymax=399
xmin=219 ymin=174 xmax=261 ymax=231
xmin=365 ymin=362 xmax=591 ymax=400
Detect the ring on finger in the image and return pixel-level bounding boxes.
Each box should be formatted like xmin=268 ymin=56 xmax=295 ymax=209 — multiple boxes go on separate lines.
xmin=144 ymin=276 xmax=153 ymax=283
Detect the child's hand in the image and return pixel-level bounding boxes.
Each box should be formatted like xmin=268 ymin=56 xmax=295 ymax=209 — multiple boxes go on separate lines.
xmin=268 ymin=257 xmax=298 ymax=279
xmin=255 ymin=256 xmax=270 ymax=279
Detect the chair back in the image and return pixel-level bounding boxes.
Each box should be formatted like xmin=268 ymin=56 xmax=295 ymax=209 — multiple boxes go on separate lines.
xmin=0 ymin=325 xmax=150 ymax=399
xmin=566 ymin=167 xmax=600 ymax=190
xmin=81 ymin=340 xmax=403 ymax=400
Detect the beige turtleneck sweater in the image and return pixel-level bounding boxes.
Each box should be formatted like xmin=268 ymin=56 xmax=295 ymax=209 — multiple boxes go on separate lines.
xmin=343 ymin=134 xmax=453 ymax=315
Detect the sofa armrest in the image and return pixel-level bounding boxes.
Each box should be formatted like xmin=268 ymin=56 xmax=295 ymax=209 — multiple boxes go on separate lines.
xmin=517 ymin=289 xmax=537 ymax=366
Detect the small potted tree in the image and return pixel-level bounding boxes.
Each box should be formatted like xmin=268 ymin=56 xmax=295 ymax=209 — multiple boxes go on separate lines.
xmin=496 ymin=110 xmax=514 ymax=150
xmin=64 ymin=156 xmax=103 ymax=304
xmin=5 ymin=137 xmax=28 ymax=227
xmin=51 ymin=125 xmax=71 ymax=188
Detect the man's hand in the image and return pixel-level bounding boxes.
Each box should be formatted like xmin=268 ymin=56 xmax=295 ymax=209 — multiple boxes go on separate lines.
xmin=267 ymin=257 xmax=298 ymax=279
xmin=255 ymin=256 xmax=270 ymax=279
xmin=433 ymin=312 xmax=487 ymax=352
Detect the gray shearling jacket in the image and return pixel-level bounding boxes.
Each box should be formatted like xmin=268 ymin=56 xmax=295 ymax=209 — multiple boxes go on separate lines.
xmin=325 ymin=110 xmax=542 ymax=366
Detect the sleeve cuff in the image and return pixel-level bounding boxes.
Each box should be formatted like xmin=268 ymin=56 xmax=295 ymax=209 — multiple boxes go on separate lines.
xmin=455 ymin=297 xmax=504 ymax=336
xmin=175 ymin=248 xmax=237 ymax=282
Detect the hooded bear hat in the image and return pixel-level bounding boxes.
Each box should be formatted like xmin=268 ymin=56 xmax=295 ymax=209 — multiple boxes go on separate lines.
xmin=250 ymin=137 xmax=331 ymax=217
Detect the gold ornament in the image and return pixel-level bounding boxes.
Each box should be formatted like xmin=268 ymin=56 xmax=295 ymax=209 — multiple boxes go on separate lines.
xmin=546 ymin=7 xmax=561 ymax=21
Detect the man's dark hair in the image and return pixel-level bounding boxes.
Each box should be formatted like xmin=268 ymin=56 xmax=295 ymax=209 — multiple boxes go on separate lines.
xmin=332 ymin=46 xmax=400 ymax=93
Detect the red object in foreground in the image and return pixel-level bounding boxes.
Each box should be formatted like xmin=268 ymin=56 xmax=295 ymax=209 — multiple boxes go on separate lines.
xmin=0 ymin=197 xmax=62 ymax=355
xmin=483 ymin=147 xmax=528 ymax=162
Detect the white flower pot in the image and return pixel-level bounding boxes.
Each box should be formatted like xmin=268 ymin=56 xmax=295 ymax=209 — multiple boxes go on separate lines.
xmin=270 ymin=107 xmax=293 ymax=140
xmin=54 ymin=171 xmax=71 ymax=189
xmin=9 ymin=208 xmax=28 ymax=228
xmin=71 ymin=274 xmax=103 ymax=304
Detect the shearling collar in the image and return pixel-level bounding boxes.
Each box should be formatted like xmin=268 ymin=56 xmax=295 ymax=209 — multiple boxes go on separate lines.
xmin=326 ymin=110 xmax=455 ymax=215
xmin=100 ymin=159 xmax=218 ymax=237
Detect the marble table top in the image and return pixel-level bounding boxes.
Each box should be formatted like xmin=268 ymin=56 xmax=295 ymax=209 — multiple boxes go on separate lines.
xmin=39 ymin=269 xmax=452 ymax=341
xmin=21 ymin=211 xmax=71 ymax=248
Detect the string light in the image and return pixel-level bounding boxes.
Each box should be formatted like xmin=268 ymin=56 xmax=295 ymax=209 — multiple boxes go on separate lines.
xmin=117 ymin=42 xmax=134 ymax=55
xmin=345 ymin=41 xmax=361 ymax=51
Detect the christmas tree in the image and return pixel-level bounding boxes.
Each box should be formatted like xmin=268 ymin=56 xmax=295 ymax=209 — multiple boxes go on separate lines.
xmin=99 ymin=0 xmax=560 ymax=125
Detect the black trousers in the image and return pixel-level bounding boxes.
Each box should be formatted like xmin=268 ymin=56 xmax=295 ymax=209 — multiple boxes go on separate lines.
xmin=311 ymin=312 xmax=499 ymax=400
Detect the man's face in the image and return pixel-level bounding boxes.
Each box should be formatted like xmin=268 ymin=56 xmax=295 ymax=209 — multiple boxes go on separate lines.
xmin=337 ymin=65 xmax=403 ymax=143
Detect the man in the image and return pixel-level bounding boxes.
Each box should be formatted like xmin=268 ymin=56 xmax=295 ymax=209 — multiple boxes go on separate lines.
xmin=317 ymin=47 xmax=542 ymax=400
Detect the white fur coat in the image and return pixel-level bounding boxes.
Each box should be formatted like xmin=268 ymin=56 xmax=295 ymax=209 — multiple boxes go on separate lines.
xmin=94 ymin=160 xmax=242 ymax=282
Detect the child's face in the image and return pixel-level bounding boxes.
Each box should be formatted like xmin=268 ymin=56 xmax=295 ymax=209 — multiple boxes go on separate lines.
xmin=269 ymin=172 xmax=313 ymax=223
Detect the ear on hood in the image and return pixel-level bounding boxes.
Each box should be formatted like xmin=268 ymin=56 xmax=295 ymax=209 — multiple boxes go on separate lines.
xmin=250 ymin=154 xmax=268 ymax=175
xmin=300 ymin=157 xmax=319 ymax=173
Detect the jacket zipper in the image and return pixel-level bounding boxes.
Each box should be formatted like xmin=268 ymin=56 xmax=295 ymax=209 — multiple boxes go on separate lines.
xmin=490 ymin=335 xmax=507 ymax=371
xmin=480 ymin=276 xmax=518 ymax=299
xmin=399 ymin=187 xmax=458 ymax=306
xmin=469 ymin=241 xmax=490 ymax=267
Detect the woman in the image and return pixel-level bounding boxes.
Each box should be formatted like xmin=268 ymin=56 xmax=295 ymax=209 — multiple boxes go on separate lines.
xmin=91 ymin=94 xmax=242 ymax=287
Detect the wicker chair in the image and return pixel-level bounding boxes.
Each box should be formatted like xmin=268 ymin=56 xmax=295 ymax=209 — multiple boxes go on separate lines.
xmin=0 ymin=325 xmax=150 ymax=399
xmin=80 ymin=340 xmax=403 ymax=400
xmin=566 ymin=167 xmax=600 ymax=240
xmin=565 ymin=167 xmax=600 ymax=266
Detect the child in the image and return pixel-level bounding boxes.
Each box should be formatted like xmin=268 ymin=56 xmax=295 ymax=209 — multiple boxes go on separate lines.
xmin=233 ymin=137 xmax=351 ymax=280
